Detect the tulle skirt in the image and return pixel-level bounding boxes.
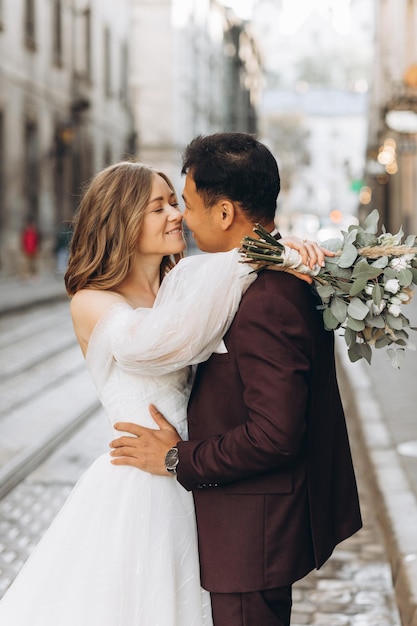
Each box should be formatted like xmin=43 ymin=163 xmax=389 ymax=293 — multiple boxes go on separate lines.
xmin=0 ymin=454 xmax=212 ymax=625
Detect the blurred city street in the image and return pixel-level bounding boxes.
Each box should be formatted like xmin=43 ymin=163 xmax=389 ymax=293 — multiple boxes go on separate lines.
xmin=0 ymin=273 xmax=416 ymax=624
xmin=1 ymin=0 xmax=417 ymax=624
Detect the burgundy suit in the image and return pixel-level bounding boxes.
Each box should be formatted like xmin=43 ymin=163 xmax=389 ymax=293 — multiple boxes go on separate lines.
xmin=177 ymin=268 xmax=362 ymax=594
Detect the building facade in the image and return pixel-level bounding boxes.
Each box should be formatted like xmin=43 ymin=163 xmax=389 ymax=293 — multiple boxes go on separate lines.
xmin=365 ymin=0 xmax=417 ymax=236
xmin=0 ymin=0 xmax=263 ymax=276
xmin=0 ymin=0 xmax=133 ymax=275
xmin=252 ymin=0 xmax=374 ymax=239
xmin=130 ymin=0 xmax=262 ymax=190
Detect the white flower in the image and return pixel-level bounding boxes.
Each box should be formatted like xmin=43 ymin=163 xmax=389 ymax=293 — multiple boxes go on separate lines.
xmin=385 ymin=278 xmax=400 ymax=294
xmin=398 ymin=291 xmax=411 ymax=302
xmin=390 ymin=254 xmax=415 ymax=271
xmin=388 ymin=303 xmax=402 ymax=317
xmin=389 ymin=296 xmax=402 ymax=305
xmin=367 ymin=299 xmax=386 ymax=315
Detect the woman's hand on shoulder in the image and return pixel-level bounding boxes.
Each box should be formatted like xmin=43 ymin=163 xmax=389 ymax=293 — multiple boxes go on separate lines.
xmin=279 ymin=235 xmax=334 ymax=270
xmin=70 ymin=289 xmax=126 ymax=356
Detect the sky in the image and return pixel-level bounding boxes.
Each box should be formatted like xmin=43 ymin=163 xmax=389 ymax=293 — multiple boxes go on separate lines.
xmin=222 ymin=0 xmax=353 ymax=35
xmin=221 ymin=0 xmax=255 ymax=20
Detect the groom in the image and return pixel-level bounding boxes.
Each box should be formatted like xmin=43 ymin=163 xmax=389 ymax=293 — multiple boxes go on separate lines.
xmin=110 ymin=133 xmax=362 ymax=626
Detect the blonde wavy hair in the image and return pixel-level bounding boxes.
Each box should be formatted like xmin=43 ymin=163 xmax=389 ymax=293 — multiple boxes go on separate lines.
xmin=65 ymin=161 xmax=182 ymax=296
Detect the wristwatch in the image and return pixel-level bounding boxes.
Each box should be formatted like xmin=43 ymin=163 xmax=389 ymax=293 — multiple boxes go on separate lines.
xmin=165 ymin=447 xmax=179 ymax=475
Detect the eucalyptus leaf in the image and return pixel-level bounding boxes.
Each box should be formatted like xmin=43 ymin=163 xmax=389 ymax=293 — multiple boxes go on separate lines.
xmin=348 ymin=224 xmax=360 ymax=233
xmin=351 ymin=261 xmax=383 ymax=280
xmin=364 ymin=313 xmax=385 ymax=328
xmin=371 ymin=256 xmax=389 ymax=268
xmin=355 ymin=342 xmax=372 ymax=364
xmin=356 ymin=232 xmax=378 ymax=247
xmin=411 ymin=267 xmax=417 ymax=284
xmin=394 ymin=225 xmax=404 ymax=242
xmin=372 ymin=284 xmax=383 ymax=306
xmin=384 ymin=312 xmax=403 ymax=330
xmin=347 ymin=315 xmax=365 ymax=331
xmin=344 ymin=327 xmax=357 ymax=349
xmin=398 ymin=268 xmax=413 ymax=287
xmin=375 ymin=336 xmax=391 ymax=349
xmin=387 ymin=348 xmax=406 ymax=369
xmin=335 ymin=280 xmax=352 ymax=294
xmin=322 ymin=264 xmax=352 ymax=279
xmin=345 ymin=229 xmax=358 ymax=246
xmin=349 ymin=277 xmax=368 ymax=297
xmin=405 ymin=235 xmax=416 ymax=247
xmin=338 ymin=244 xmax=358 ymax=268
xmin=347 ymin=297 xmax=369 ymax=320
xmin=330 ymin=297 xmax=348 ymax=323
xmin=383 ymin=267 xmax=397 ymax=280
xmin=323 ymin=307 xmax=340 ymax=330
xmin=348 ymin=347 xmax=363 ymax=363
xmin=316 ymin=284 xmax=335 ymax=300
xmin=363 ymin=209 xmax=379 ymax=234
xmin=401 ymin=314 xmax=410 ymax=326
xmin=321 ymin=238 xmax=343 ymax=252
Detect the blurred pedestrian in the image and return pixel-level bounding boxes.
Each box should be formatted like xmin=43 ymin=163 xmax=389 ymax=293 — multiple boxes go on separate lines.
xmin=21 ymin=218 xmax=39 ymax=280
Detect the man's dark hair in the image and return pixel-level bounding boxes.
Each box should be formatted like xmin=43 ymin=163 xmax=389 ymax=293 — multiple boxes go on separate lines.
xmin=181 ymin=133 xmax=280 ymax=222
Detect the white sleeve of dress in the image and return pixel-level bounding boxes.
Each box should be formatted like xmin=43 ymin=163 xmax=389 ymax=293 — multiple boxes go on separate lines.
xmin=111 ymin=248 xmax=256 ymax=375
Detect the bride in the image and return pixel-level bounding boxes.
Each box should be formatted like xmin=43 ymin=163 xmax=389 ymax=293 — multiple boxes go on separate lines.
xmin=0 ymin=161 xmax=321 ymax=625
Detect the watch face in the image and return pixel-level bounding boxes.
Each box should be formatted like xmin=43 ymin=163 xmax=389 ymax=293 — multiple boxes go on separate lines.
xmin=165 ymin=447 xmax=179 ymax=470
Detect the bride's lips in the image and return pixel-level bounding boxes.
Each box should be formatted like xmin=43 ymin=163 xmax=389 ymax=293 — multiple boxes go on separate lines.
xmin=166 ymin=228 xmax=183 ymax=236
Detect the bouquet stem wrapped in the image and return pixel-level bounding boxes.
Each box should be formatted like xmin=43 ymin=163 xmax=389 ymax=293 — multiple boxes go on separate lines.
xmin=240 ymin=210 xmax=417 ymax=368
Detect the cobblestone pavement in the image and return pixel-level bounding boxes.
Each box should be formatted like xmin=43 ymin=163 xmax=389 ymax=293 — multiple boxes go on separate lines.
xmin=291 ymin=430 xmax=401 ymax=626
xmin=0 ymin=381 xmax=402 ymax=625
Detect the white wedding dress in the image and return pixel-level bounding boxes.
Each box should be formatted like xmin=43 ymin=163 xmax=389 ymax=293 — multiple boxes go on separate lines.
xmin=0 ymin=249 xmax=255 ymax=626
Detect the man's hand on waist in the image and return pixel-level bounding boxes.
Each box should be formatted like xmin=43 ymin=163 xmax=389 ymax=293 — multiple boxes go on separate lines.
xmin=110 ymin=404 xmax=182 ymax=476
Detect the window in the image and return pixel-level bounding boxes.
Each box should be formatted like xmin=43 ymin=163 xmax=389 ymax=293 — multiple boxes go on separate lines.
xmin=120 ymin=41 xmax=128 ymax=104
xmin=104 ymin=27 xmax=111 ymax=97
xmin=52 ymin=0 xmax=63 ymax=66
xmin=73 ymin=7 xmax=92 ymax=80
xmin=24 ymin=118 xmax=39 ymax=219
xmin=24 ymin=0 xmax=36 ymax=50
xmin=83 ymin=7 xmax=92 ymax=79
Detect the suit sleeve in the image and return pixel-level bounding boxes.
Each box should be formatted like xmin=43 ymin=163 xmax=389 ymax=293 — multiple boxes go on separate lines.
xmin=177 ymin=283 xmax=313 ymax=490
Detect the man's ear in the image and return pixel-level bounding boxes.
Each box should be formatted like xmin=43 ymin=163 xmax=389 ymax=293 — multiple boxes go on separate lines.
xmin=217 ymin=200 xmax=235 ymax=230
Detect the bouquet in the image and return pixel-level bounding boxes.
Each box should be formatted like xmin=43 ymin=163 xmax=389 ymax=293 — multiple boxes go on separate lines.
xmin=240 ymin=209 xmax=417 ymax=368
